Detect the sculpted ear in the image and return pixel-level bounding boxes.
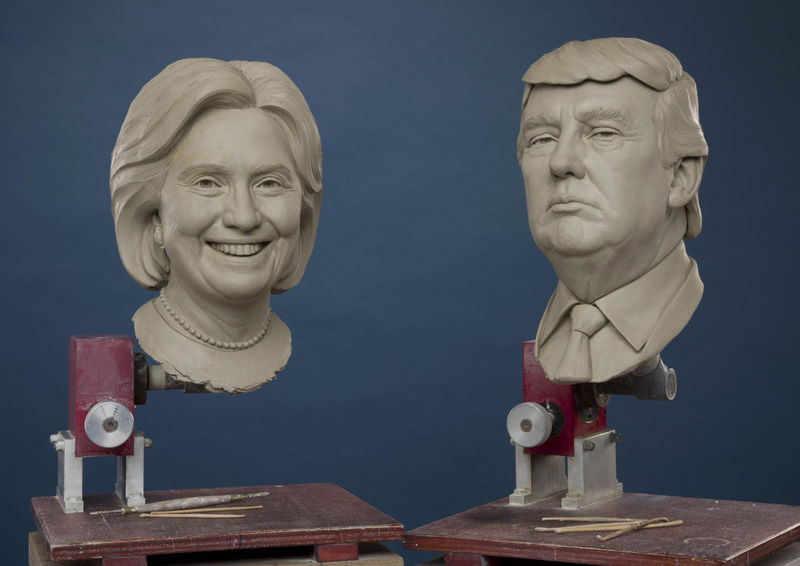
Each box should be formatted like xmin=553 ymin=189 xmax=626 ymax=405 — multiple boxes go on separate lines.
xmin=668 ymin=156 xmax=704 ymax=209
xmin=152 ymin=213 xmax=164 ymax=248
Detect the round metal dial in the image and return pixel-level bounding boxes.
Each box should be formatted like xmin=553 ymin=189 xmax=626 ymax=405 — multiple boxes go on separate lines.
xmin=506 ymin=402 xmax=553 ymax=448
xmin=84 ymin=401 xmax=134 ymax=448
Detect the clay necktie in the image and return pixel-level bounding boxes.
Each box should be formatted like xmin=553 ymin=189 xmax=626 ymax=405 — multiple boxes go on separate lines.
xmin=552 ymin=303 xmax=607 ymax=383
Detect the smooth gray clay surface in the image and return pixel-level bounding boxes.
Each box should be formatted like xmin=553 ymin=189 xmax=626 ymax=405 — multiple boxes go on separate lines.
xmin=110 ymin=59 xmax=322 ymax=393
xmin=518 ymin=38 xmax=707 ymax=384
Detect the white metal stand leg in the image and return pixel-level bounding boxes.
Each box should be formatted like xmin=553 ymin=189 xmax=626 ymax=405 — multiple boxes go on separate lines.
xmin=508 ymin=444 xmax=567 ymax=506
xmin=51 ymin=431 xmax=83 ymax=513
xmin=561 ymin=429 xmax=623 ymax=509
xmin=115 ymin=431 xmax=146 ymax=507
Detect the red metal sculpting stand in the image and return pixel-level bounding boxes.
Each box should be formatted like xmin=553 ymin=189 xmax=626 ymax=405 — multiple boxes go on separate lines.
xmin=69 ymin=336 xmax=136 ymax=458
xmin=36 ymin=337 xmax=406 ymax=565
xmin=51 ymin=336 xmax=146 ymax=514
xmin=522 ymin=341 xmax=607 ymax=457
xmin=403 ymin=341 xmax=800 ymax=565
xmin=506 ymin=341 xmax=621 ymax=508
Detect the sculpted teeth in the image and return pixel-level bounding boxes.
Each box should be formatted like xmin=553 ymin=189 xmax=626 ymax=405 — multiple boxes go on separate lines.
xmin=209 ymin=242 xmax=266 ymax=256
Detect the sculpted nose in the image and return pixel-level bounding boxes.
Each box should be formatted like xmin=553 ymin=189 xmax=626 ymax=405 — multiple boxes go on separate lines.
xmin=549 ymin=136 xmax=586 ymax=180
xmin=222 ymin=185 xmax=262 ymax=231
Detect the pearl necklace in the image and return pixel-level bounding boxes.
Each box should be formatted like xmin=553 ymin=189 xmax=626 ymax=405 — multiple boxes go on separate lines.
xmin=158 ymin=290 xmax=270 ymax=351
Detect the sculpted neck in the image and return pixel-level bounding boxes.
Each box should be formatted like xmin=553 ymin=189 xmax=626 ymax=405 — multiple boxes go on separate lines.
xmin=161 ymin=278 xmax=271 ymax=343
xmin=550 ymin=215 xmax=686 ymax=303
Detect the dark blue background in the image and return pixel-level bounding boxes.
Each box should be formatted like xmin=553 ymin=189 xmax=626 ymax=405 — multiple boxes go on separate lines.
xmin=2 ymin=1 xmax=799 ymax=562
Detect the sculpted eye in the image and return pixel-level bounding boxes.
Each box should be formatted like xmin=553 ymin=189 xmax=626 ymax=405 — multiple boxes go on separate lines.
xmin=590 ymin=129 xmax=620 ymax=142
xmin=194 ymin=177 xmax=221 ymax=190
xmin=529 ymin=134 xmax=557 ymax=148
xmin=255 ymin=177 xmax=286 ymax=192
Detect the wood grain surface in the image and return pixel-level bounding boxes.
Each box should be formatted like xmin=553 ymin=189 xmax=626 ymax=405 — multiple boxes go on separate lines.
xmin=29 ymin=534 xmax=404 ymax=566
xmin=403 ymin=492 xmax=800 ymax=566
xmin=32 ymin=483 xmax=403 ymax=561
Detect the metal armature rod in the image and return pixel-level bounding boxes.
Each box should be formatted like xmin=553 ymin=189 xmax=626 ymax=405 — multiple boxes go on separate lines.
xmin=596 ymin=356 xmax=677 ymax=401
xmin=145 ymin=364 xmax=183 ymax=391
xmin=133 ymin=354 xmax=210 ymax=404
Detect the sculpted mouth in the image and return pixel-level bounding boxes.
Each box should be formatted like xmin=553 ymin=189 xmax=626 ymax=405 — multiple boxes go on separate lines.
xmin=548 ymin=197 xmax=593 ymax=213
xmin=208 ymin=242 xmax=269 ymax=257
xmin=549 ymin=201 xmax=586 ymax=212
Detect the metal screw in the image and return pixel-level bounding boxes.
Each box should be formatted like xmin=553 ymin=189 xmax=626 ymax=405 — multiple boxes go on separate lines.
xmin=520 ymin=418 xmax=532 ymax=432
xmin=583 ymin=440 xmax=595 ymax=451
xmin=579 ymin=407 xmax=599 ymax=424
xmin=102 ymin=418 xmax=119 ymax=433
xmin=144 ymin=438 xmax=153 ymax=448
xmin=610 ymin=432 xmax=622 ymax=444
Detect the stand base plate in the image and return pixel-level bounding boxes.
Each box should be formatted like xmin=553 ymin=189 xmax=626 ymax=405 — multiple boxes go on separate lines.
xmin=403 ymin=492 xmax=800 ymax=566
xmin=32 ymin=483 xmax=403 ymax=562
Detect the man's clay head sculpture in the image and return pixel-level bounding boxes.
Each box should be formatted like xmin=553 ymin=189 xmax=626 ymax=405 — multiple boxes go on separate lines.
xmin=518 ymin=38 xmax=707 ymax=384
xmin=110 ymin=59 xmax=322 ymax=393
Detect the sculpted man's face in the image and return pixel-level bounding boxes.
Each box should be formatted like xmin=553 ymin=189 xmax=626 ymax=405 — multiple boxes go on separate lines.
xmin=520 ymin=77 xmax=674 ymax=266
xmin=158 ymin=108 xmax=302 ymax=304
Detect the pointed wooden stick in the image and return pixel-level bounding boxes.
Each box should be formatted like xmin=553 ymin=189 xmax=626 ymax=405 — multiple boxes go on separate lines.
xmin=536 ymin=520 xmax=683 ymax=534
xmin=535 ymin=521 xmax=642 ymax=533
xmin=145 ymin=505 xmax=262 ymax=514
xmin=141 ymin=512 xmax=246 ymax=518
xmin=597 ymin=518 xmax=654 ymax=541
xmin=541 ymin=516 xmax=639 ymax=523
xmin=597 ymin=519 xmax=682 ymax=541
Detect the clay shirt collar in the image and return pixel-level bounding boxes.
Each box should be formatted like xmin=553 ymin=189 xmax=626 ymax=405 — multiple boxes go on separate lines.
xmin=538 ymin=242 xmax=696 ymax=352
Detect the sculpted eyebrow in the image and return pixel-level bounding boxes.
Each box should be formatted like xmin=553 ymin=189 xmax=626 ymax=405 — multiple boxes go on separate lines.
xmin=251 ymin=164 xmax=294 ymax=180
xmin=522 ymin=114 xmax=558 ymax=133
xmin=577 ymin=106 xmax=626 ymax=123
xmin=178 ymin=164 xmax=229 ymax=181
xmin=178 ymin=163 xmax=295 ymax=182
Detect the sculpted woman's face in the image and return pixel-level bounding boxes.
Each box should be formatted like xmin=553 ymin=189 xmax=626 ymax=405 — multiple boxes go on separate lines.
xmin=157 ymin=108 xmax=303 ymax=304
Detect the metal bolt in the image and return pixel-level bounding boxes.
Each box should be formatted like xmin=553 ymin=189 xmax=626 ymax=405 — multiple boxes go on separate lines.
xmin=520 ymin=418 xmax=533 ymax=432
xmin=595 ymin=390 xmax=611 ymax=408
xmin=144 ymin=438 xmax=153 ymax=448
xmin=610 ymin=432 xmax=622 ymax=444
xmin=102 ymin=418 xmax=119 ymax=433
xmin=53 ymin=441 xmax=65 ymax=452
xmin=49 ymin=433 xmax=61 ymax=444
xmin=583 ymin=440 xmax=595 ymax=451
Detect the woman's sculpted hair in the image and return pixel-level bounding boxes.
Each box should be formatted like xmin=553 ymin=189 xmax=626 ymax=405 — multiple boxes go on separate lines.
xmin=110 ymin=58 xmax=322 ymax=291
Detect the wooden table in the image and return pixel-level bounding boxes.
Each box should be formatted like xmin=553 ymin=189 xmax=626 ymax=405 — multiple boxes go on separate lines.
xmin=403 ymin=492 xmax=800 ymax=566
xmin=31 ymin=483 xmax=404 ymax=564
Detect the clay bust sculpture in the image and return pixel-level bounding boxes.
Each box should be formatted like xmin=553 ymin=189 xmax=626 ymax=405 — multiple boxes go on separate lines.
xmin=110 ymin=59 xmax=322 ymax=393
xmin=518 ymin=38 xmax=707 ymax=384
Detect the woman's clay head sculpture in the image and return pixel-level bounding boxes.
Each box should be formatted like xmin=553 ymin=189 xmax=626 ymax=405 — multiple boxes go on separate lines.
xmin=110 ymin=58 xmax=321 ymax=293
xmin=109 ymin=59 xmax=322 ymax=393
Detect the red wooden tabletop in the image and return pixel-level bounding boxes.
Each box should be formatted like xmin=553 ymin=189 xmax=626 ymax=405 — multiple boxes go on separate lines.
xmin=404 ymin=492 xmax=800 ymax=566
xmin=32 ymin=483 xmax=404 ymax=561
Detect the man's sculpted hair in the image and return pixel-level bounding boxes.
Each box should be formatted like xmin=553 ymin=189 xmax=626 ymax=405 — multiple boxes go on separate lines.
xmin=517 ymin=38 xmax=707 ymax=238
xmin=110 ymin=58 xmax=323 ymax=290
